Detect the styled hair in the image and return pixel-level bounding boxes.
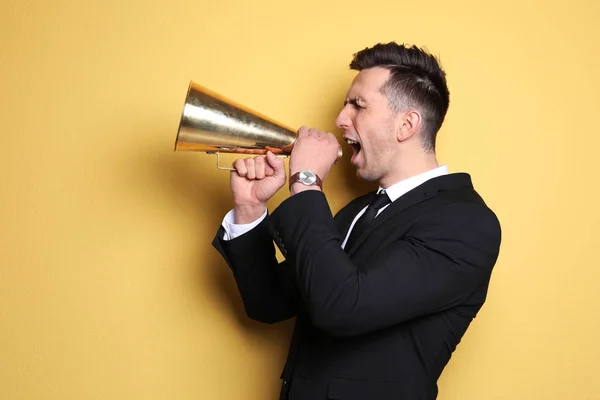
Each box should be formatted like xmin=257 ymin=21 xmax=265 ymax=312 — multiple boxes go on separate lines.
xmin=350 ymin=42 xmax=450 ymax=152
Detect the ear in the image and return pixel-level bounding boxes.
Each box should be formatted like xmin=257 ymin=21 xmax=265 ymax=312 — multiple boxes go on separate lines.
xmin=396 ymin=110 xmax=422 ymax=142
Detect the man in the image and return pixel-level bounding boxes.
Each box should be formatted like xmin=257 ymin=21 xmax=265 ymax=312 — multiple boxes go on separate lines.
xmin=212 ymin=42 xmax=501 ymax=400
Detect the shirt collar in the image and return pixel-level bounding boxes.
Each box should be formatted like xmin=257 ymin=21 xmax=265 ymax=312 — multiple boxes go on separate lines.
xmin=380 ymin=165 xmax=449 ymax=202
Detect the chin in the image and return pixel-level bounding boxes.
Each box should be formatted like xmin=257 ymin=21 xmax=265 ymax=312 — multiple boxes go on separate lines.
xmin=356 ymin=169 xmax=377 ymax=183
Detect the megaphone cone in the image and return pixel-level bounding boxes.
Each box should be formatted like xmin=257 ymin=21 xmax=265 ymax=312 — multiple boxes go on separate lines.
xmin=174 ymin=81 xmax=342 ymax=169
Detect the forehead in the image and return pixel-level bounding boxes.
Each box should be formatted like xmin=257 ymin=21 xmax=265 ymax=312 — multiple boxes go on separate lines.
xmin=346 ymin=67 xmax=391 ymax=100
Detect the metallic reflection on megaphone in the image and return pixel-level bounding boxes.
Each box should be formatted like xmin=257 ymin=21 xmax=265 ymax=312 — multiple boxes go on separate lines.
xmin=174 ymin=81 xmax=342 ymax=170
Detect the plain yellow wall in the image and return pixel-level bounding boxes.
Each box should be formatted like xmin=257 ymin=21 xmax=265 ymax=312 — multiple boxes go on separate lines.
xmin=1 ymin=0 xmax=599 ymax=399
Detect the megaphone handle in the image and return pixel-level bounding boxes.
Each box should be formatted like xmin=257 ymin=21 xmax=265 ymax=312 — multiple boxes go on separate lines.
xmin=208 ymin=152 xmax=236 ymax=171
xmin=208 ymin=152 xmax=289 ymax=171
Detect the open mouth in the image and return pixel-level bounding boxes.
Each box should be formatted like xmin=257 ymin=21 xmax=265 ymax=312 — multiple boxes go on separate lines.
xmin=346 ymin=139 xmax=361 ymax=156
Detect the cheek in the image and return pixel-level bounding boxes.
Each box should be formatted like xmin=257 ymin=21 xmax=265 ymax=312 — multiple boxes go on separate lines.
xmin=350 ymin=115 xmax=360 ymax=131
xmin=353 ymin=114 xmax=371 ymax=139
xmin=365 ymin=123 xmax=395 ymax=157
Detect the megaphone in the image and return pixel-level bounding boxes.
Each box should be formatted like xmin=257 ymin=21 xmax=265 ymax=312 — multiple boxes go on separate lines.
xmin=174 ymin=81 xmax=342 ymax=170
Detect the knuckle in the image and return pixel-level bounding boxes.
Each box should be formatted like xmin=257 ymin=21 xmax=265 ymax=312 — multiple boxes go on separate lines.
xmin=234 ymin=159 xmax=246 ymax=170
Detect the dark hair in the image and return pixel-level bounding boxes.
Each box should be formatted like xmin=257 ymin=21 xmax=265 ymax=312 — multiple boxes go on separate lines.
xmin=350 ymin=42 xmax=450 ymax=152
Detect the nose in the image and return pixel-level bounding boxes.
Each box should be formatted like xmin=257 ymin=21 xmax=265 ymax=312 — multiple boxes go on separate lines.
xmin=336 ymin=106 xmax=351 ymax=129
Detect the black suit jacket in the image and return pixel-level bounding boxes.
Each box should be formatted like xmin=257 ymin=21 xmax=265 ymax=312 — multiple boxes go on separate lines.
xmin=213 ymin=173 xmax=502 ymax=400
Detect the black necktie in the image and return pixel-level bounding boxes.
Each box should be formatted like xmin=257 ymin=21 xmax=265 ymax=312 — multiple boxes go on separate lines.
xmin=345 ymin=190 xmax=391 ymax=251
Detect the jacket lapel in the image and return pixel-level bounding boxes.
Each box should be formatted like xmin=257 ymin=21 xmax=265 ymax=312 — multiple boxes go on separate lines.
xmin=335 ymin=192 xmax=377 ymax=240
xmin=345 ymin=173 xmax=472 ymax=256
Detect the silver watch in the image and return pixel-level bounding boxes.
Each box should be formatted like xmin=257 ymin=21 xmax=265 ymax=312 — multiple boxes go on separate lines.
xmin=289 ymin=170 xmax=323 ymax=190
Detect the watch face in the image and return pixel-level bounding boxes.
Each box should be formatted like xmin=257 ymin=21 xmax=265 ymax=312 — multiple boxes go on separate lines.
xmin=299 ymin=170 xmax=317 ymax=185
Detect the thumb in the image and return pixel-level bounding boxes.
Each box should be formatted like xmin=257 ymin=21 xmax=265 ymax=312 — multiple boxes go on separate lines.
xmin=265 ymin=151 xmax=286 ymax=180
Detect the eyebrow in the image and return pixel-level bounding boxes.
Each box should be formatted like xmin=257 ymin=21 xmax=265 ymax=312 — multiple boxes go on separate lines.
xmin=344 ymin=97 xmax=365 ymax=106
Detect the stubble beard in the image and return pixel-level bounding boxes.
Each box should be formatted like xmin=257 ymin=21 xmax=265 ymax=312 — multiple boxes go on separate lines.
xmin=356 ymin=124 xmax=396 ymax=184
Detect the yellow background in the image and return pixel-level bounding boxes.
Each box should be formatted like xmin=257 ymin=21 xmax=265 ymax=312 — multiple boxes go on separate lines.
xmin=1 ymin=0 xmax=599 ymax=399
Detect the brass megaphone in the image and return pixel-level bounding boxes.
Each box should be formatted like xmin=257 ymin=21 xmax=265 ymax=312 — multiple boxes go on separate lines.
xmin=174 ymin=81 xmax=343 ymax=170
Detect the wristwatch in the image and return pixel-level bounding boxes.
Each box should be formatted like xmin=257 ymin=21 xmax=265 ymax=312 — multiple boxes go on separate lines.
xmin=289 ymin=170 xmax=323 ymax=191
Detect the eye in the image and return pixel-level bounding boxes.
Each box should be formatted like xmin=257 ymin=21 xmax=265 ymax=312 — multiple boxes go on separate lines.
xmin=344 ymin=98 xmax=364 ymax=109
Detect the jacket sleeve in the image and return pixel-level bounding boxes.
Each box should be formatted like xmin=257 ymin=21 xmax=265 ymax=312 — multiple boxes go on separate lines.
xmin=212 ymin=217 xmax=298 ymax=324
xmin=269 ymin=191 xmax=502 ymax=337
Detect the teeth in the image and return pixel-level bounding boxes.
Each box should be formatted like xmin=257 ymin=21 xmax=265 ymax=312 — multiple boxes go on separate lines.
xmin=346 ymin=139 xmax=358 ymax=145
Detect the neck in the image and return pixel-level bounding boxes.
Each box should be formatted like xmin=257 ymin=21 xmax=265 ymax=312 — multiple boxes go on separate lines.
xmin=379 ymin=149 xmax=439 ymax=189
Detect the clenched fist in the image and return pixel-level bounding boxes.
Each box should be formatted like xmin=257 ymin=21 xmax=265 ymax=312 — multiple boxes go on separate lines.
xmin=230 ymin=151 xmax=287 ymax=224
xmin=289 ymin=126 xmax=340 ymax=194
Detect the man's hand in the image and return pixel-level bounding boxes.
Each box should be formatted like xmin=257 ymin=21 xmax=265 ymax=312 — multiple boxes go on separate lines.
xmin=290 ymin=126 xmax=340 ymax=195
xmin=230 ymin=151 xmax=287 ymax=224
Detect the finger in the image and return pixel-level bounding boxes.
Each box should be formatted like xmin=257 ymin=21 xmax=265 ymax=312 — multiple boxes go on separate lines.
xmin=244 ymin=158 xmax=256 ymax=180
xmin=327 ymin=133 xmax=341 ymax=150
xmin=233 ymin=158 xmax=247 ymax=177
xmin=327 ymin=133 xmax=342 ymax=158
xmin=254 ymin=156 xmax=266 ymax=179
xmin=309 ymin=127 xmax=321 ymax=138
xmin=266 ymin=151 xmax=286 ymax=179
xmin=298 ymin=126 xmax=309 ymax=137
xmin=264 ymin=163 xmax=275 ymax=176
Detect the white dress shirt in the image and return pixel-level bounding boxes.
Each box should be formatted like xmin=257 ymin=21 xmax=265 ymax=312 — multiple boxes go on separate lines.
xmin=221 ymin=165 xmax=449 ymax=243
